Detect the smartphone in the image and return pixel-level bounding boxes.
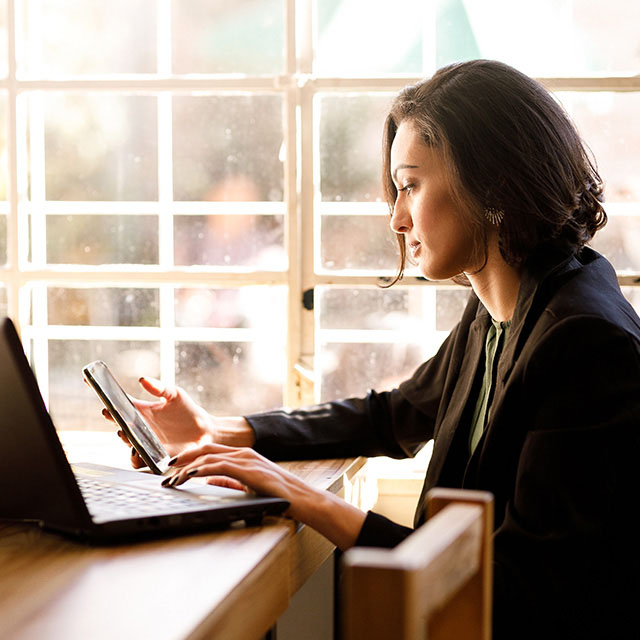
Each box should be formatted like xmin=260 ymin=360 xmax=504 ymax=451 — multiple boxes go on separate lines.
xmin=83 ymin=360 xmax=171 ymax=474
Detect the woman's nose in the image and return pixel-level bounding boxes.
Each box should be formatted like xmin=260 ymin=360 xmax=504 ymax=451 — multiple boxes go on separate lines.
xmin=390 ymin=199 xmax=412 ymax=234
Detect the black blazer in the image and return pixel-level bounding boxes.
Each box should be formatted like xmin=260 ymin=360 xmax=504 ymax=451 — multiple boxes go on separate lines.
xmin=248 ymin=247 xmax=640 ymax=639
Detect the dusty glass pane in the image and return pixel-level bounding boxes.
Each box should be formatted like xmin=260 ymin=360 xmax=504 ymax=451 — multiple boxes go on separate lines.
xmin=318 ymin=287 xmax=413 ymax=330
xmin=0 ymin=93 xmax=6 ymax=200
xmin=317 ymin=285 xmax=462 ymax=399
xmin=0 ymin=0 xmax=7 ymax=78
xmin=589 ymin=214 xmax=640 ymax=272
xmin=19 ymin=0 xmax=156 ymax=76
xmin=172 ymin=95 xmax=284 ymax=202
xmin=558 ymin=92 xmax=640 ymax=204
xmin=319 ymin=94 xmax=392 ymax=202
xmin=176 ymin=341 xmax=284 ymax=415
xmin=435 ymin=289 xmax=471 ymax=331
xmin=622 ymin=287 xmax=640 ymax=317
xmin=318 ymin=342 xmax=433 ymax=401
xmin=436 ymin=0 xmax=640 ymax=75
xmin=316 ymin=0 xmax=424 ymax=75
xmin=172 ymin=0 xmax=284 ymax=74
xmin=174 ymin=215 xmax=285 ymax=268
xmin=46 ymin=287 xmax=159 ymax=326
xmin=320 ymin=214 xmax=397 ymax=271
xmin=175 ymin=286 xmax=286 ymax=330
xmin=0 ymin=214 xmax=6 ymax=265
xmin=318 ymin=286 xmax=471 ymax=332
xmin=44 ymin=215 xmax=158 ymax=265
xmin=317 ymin=0 xmax=640 ymax=77
xmin=47 ymin=339 xmax=160 ymax=430
xmin=40 ymin=94 xmax=157 ymax=201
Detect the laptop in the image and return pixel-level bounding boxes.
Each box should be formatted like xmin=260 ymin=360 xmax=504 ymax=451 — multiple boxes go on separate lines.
xmin=0 ymin=317 xmax=289 ymax=543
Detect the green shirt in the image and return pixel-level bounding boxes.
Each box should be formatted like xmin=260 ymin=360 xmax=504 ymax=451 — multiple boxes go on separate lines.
xmin=469 ymin=318 xmax=511 ymax=455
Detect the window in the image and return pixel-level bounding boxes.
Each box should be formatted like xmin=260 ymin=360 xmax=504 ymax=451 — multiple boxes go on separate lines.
xmin=1 ymin=0 xmax=638 ymax=431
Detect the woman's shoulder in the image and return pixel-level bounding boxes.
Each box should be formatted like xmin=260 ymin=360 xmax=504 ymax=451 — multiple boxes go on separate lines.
xmin=531 ymin=247 xmax=640 ymax=339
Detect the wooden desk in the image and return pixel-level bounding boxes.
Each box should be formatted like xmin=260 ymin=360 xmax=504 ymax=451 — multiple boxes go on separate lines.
xmin=0 ymin=432 xmax=366 ymax=640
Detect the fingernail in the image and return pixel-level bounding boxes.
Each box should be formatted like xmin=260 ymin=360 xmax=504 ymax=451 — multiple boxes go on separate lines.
xmin=169 ymin=474 xmax=181 ymax=487
xmin=187 ymin=468 xmax=199 ymax=477
xmin=168 ymin=457 xmax=178 ymax=466
xmin=131 ymin=447 xmax=137 ymax=457
xmin=161 ymin=476 xmax=172 ymax=487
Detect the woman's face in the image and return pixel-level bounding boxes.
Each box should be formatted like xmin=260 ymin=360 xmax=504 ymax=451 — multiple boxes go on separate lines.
xmin=389 ymin=120 xmax=478 ymax=281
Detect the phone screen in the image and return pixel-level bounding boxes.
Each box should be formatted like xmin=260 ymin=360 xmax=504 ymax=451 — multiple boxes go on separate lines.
xmin=83 ymin=360 xmax=170 ymax=474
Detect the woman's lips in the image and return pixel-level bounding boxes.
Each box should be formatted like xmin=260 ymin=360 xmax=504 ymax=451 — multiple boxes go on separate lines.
xmin=409 ymin=241 xmax=421 ymax=259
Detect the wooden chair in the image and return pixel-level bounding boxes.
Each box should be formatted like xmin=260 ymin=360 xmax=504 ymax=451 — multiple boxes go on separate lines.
xmin=341 ymin=488 xmax=494 ymax=640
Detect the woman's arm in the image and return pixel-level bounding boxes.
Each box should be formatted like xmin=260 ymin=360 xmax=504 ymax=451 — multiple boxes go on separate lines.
xmin=162 ymin=443 xmax=367 ymax=550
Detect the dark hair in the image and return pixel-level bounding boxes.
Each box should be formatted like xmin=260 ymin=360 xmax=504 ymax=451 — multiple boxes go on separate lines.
xmin=382 ymin=59 xmax=606 ymax=282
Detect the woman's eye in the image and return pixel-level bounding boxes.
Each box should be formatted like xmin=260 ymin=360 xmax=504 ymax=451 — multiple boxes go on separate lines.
xmin=399 ymin=184 xmax=413 ymax=194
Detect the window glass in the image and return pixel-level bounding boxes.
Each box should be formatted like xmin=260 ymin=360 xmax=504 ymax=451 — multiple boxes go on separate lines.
xmin=560 ymin=92 xmax=640 ymax=204
xmin=176 ymin=340 xmax=285 ymax=415
xmin=318 ymin=341 xmax=428 ymax=400
xmin=39 ymin=214 xmax=158 ymax=265
xmin=315 ymin=0 xmax=426 ymax=75
xmin=172 ymin=95 xmax=284 ymax=202
xmin=35 ymin=94 xmax=158 ymax=201
xmin=316 ymin=0 xmax=640 ymax=76
xmin=174 ymin=286 xmax=287 ymax=414
xmin=174 ymin=214 xmax=286 ymax=269
xmin=560 ymin=92 xmax=640 ymax=273
xmin=319 ymin=94 xmax=391 ymax=203
xmin=44 ymin=287 xmax=160 ymax=327
xmin=0 ymin=0 xmax=8 ymax=78
xmin=172 ymin=0 xmax=285 ymax=74
xmin=318 ymin=94 xmax=397 ymax=273
xmin=19 ymin=0 xmax=156 ymax=76
xmin=0 ymin=214 xmax=5 ymax=265
xmin=320 ymin=214 xmax=397 ymax=273
xmin=0 ymin=285 xmax=6 ymax=316
xmin=316 ymin=286 xmax=460 ymax=399
xmin=174 ymin=286 xmax=286 ymax=329
xmin=46 ymin=339 xmax=161 ymax=430
xmin=0 ymin=92 xmax=6 ymax=200
xmin=622 ymin=287 xmax=640 ymax=317
xmin=436 ymin=0 xmax=640 ymax=75
xmin=589 ymin=213 xmax=640 ymax=273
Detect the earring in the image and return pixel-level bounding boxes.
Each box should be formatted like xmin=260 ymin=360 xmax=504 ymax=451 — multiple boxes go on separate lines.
xmin=484 ymin=206 xmax=504 ymax=225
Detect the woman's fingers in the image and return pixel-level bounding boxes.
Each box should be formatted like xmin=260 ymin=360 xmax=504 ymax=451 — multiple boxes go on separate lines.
xmin=162 ymin=448 xmax=268 ymax=489
xmin=205 ymin=476 xmax=249 ymax=492
xmin=168 ymin=442 xmax=247 ymax=467
xmin=138 ymin=376 xmax=178 ymax=402
xmin=130 ymin=448 xmax=146 ymax=469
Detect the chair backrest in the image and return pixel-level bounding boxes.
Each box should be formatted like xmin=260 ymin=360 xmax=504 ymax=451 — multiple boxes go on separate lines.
xmin=341 ymin=488 xmax=494 ymax=640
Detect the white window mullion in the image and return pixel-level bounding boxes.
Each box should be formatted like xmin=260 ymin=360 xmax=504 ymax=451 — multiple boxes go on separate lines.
xmin=6 ymin=0 xmax=20 ymax=323
xmin=298 ymin=79 xmax=317 ymax=403
xmin=28 ymin=91 xmax=46 ymax=266
xmin=156 ymin=0 xmax=175 ymax=389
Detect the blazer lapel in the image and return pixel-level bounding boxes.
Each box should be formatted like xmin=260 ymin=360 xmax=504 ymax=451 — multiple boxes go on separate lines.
xmin=414 ymin=311 xmax=489 ymax=525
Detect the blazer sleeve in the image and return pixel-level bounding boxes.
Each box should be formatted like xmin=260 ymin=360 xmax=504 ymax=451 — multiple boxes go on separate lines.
xmin=245 ymin=323 xmax=462 ymax=462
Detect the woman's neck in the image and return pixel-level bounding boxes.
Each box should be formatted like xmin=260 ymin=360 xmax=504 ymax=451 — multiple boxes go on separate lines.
xmin=466 ymin=234 xmax=522 ymax=322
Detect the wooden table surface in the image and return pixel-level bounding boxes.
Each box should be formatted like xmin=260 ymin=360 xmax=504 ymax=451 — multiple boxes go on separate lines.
xmin=0 ymin=432 xmax=366 ymax=640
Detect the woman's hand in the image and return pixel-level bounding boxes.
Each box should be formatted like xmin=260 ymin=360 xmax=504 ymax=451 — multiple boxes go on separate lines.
xmin=161 ymin=443 xmax=367 ymax=551
xmin=103 ymin=377 xmax=255 ymax=468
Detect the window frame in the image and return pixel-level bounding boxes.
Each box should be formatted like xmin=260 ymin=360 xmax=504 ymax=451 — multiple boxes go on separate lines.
xmin=0 ymin=0 xmax=638 ymax=416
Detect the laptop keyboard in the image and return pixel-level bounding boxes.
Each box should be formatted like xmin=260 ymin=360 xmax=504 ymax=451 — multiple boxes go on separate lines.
xmin=76 ymin=476 xmax=215 ymax=519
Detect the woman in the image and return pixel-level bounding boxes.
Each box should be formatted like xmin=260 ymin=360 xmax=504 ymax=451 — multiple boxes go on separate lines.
xmin=114 ymin=60 xmax=640 ymax=637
